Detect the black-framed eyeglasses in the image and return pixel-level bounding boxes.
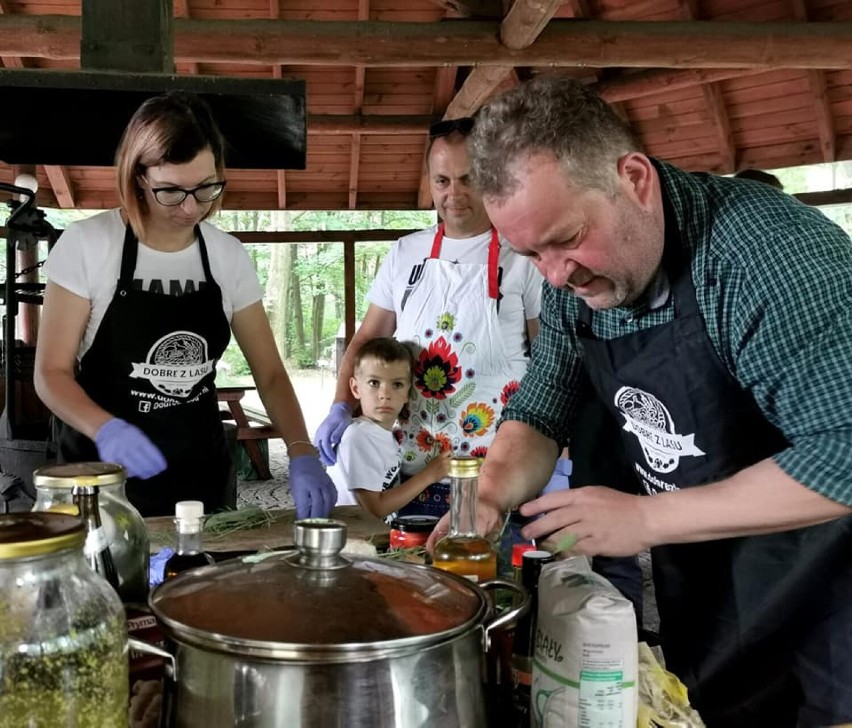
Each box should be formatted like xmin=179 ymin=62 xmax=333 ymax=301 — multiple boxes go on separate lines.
xmin=428 ymin=117 xmax=475 ymax=140
xmin=148 ymin=181 xmax=227 ymax=206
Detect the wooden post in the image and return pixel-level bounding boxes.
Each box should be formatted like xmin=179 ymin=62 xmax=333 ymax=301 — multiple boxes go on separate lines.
xmin=11 ymin=164 xmax=39 ymax=348
xmin=81 ymin=0 xmax=175 ymax=73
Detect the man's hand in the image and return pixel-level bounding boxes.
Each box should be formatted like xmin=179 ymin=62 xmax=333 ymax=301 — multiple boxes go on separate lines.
xmin=519 ymin=486 xmax=652 ymax=557
xmin=313 ymin=403 xmax=353 ymax=466
xmin=426 ymin=496 xmax=505 ymax=553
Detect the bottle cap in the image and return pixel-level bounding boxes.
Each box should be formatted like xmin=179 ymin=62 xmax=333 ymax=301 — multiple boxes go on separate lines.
xmin=448 ymin=456 xmax=481 ymax=478
xmin=175 ymin=500 xmax=205 ymax=521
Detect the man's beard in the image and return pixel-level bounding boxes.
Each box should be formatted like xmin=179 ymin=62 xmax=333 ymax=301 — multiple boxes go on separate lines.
xmin=574 ymin=198 xmax=662 ymax=310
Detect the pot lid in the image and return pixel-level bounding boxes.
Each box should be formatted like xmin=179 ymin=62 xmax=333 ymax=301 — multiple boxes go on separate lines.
xmin=150 ymin=519 xmax=487 ymax=659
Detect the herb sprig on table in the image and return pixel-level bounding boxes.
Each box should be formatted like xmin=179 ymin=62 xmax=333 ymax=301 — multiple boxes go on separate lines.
xmin=203 ymin=505 xmax=278 ymax=538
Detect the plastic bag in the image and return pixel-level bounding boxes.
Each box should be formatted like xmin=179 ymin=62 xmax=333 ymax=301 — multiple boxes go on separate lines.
xmin=636 ymin=641 xmax=705 ymax=728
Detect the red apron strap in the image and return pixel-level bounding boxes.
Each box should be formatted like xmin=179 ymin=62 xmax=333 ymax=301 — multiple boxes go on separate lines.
xmin=430 ymin=224 xmax=501 ymax=300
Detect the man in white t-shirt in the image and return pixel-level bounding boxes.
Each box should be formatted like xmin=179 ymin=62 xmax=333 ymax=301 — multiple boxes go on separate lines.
xmin=315 ymin=118 xmax=542 ymax=518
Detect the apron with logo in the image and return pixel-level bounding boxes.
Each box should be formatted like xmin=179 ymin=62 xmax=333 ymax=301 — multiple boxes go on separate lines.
xmin=396 ymin=224 xmax=527 ymax=518
xmin=58 ymin=223 xmax=233 ymax=517
xmin=576 ymin=198 xmax=852 ymax=727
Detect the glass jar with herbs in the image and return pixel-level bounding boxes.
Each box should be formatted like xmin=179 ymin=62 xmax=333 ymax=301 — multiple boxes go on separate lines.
xmin=33 ymin=461 xmax=149 ymax=603
xmin=0 ymin=511 xmax=129 ymax=727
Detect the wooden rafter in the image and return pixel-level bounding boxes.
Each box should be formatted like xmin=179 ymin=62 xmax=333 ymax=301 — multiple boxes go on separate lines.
xmin=276 ymin=170 xmax=286 ymax=209
xmin=702 ymin=83 xmax=736 ymax=172
xmin=790 ymin=0 xmax=836 ymax=163
xmin=593 ymin=67 xmax=765 ymax=103
xmin=43 ymin=164 xmax=75 ymax=208
xmin=174 ymin=0 xmax=199 ymax=74
xmin=348 ymin=0 xmax=370 ymax=210
xmin=417 ymin=66 xmax=458 ymax=209
xmin=2 ymin=17 xmax=852 ymax=69
xmin=0 ymin=1 xmax=23 ymax=69
xmin=424 ymin=0 xmax=503 ymax=18
xmin=678 ymin=1 xmax=735 ymax=173
xmin=268 ymin=0 xmax=287 ymax=208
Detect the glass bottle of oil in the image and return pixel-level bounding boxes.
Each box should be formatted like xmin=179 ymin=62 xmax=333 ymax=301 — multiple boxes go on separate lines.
xmin=432 ymin=456 xmax=497 ymax=582
xmin=164 ymin=500 xmax=214 ymax=580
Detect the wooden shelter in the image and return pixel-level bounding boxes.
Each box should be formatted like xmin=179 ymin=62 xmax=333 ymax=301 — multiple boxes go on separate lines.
xmin=0 ymin=0 xmax=850 ymax=212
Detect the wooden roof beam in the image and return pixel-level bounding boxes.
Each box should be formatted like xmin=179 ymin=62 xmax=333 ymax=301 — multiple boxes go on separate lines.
xmin=174 ymin=0 xmax=199 ymax=75
xmin=4 ymin=17 xmax=852 ymax=69
xmin=594 ymin=68 xmax=766 ymax=103
xmin=43 ymin=164 xmax=75 ymax=208
xmin=348 ymin=0 xmax=370 ymax=210
xmin=276 ymin=170 xmax=286 ymax=209
xmin=425 ymin=0 xmax=503 ymax=18
xmin=790 ymin=0 xmax=836 ymax=163
xmin=0 ymin=0 xmax=22 ymax=68
xmin=268 ymin=0 xmax=287 ymax=208
xmin=417 ymin=66 xmax=458 ymax=209
xmin=678 ymin=1 xmax=736 ymax=173
xmin=445 ymin=0 xmax=563 ymax=116
xmin=701 ymin=79 xmax=736 ymax=172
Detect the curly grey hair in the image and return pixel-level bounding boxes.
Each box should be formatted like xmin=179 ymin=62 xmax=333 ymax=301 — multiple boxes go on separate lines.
xmin=469 ymin=76 xmax=640 ymax=201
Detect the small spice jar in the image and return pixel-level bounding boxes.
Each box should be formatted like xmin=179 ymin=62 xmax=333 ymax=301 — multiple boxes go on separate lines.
xmin=33 ymin=462 xmax=149 ymax=603
xmin=0 ymin=512 xmax=129 ymax=727
xmin=389 ymin=515 xmax=439 ymax=550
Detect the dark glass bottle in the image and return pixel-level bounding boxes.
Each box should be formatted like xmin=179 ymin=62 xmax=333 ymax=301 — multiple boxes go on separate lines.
xmin=72 ymin=484 xmax=120 ymax=592
xmin=164 ymin=500 xmax=214 ymax=580
xmin=511 ymin=550 xmax=554 ymax=728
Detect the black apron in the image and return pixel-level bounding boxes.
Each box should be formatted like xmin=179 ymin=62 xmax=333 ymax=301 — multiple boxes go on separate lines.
xmin=576 ymin=196 xmax=852 ymax=727
xmin=58 ymin=223 xmax=232 ymax=517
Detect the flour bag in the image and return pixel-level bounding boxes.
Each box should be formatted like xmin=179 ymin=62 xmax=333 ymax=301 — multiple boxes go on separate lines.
xmin=532 ymin=556 xmax=638 ymax=728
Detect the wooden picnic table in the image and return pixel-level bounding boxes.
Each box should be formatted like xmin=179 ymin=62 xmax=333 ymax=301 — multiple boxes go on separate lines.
xmin=217 ymin=385 xmax=278 ymax=480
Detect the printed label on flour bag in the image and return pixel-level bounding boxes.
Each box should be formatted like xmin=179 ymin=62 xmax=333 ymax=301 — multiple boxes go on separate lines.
xmin=531 ymin=557 xmax=638 ymax=728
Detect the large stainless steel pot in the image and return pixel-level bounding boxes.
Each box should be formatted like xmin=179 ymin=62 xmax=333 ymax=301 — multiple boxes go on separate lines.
xmin=133 ymin=519 xmax=527 ymax=727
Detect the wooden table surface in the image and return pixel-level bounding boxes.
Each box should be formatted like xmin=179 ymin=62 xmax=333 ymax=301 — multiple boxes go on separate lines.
xmin=146 ymin=505 xmax=390 ymax=554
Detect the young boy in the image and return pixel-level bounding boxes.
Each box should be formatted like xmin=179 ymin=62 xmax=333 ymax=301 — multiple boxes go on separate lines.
xmin=328 ymin=337 xmax=450 ymax=520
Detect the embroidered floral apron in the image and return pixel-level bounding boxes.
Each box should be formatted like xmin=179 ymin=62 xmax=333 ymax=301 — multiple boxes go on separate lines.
xmin=396 ymin=224 xmax=527 ymax=517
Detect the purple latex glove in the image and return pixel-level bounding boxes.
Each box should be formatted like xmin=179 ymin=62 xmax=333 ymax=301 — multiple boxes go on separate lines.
xmin=540 ymin=457 xmax=572 ymax=496
xmin=313 ymin=402 xmax=353 ymax=466
xmin=95 ymin=418 xmax=167 ymax=480
xmin=289 ymin=454 xmax=338 ymax=519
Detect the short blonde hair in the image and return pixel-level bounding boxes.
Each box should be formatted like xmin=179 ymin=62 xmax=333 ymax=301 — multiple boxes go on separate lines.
xmin=115 ymin=92 xmax=226 ymax=241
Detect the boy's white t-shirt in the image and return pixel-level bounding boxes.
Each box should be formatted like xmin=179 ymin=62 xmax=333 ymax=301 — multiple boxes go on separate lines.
xmin=367 ymin=224 xmax=543 ymax=365
xmin=45 ymin=209 xmax=264 ymax=360
xmin=328 ymin=416 xmax=401 ymax=507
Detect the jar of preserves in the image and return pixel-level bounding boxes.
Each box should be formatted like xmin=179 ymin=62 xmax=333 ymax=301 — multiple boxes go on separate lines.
xmin=389 ymin=515 xmax=438 ymax=550
xmin=33 ymin=462 xmax=149 ymax=603
xmin=0 ymin=511 xmax=129 ymax=727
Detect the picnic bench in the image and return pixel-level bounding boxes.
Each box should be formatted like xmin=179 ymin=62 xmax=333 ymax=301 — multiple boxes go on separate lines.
xmin=217 ymin=386 xmax=279 ymax=480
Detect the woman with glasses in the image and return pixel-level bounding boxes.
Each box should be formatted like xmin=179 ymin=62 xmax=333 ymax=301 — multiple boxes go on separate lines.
xmin=34 ymin=91 xmax=336 ymax=519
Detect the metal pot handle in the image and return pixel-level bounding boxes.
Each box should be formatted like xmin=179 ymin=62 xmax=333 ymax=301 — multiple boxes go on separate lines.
xmin=129 ymin=637 xmax=177 ymax=681
xmin=479 ymin=578 xmax=530 ymax=652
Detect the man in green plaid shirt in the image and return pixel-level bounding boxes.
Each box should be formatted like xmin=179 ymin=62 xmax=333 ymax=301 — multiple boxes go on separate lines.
xmin=429 ymin=77 xmax=852 ymax=726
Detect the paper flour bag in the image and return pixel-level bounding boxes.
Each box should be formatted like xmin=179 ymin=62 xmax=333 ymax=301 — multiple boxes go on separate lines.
xmin=532 ymin=556 xmax=638 ymax=728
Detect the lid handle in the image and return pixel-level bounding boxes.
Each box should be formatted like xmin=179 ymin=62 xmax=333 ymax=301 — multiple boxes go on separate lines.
xmin=291 ymin=519 xmax=350 ymax=570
